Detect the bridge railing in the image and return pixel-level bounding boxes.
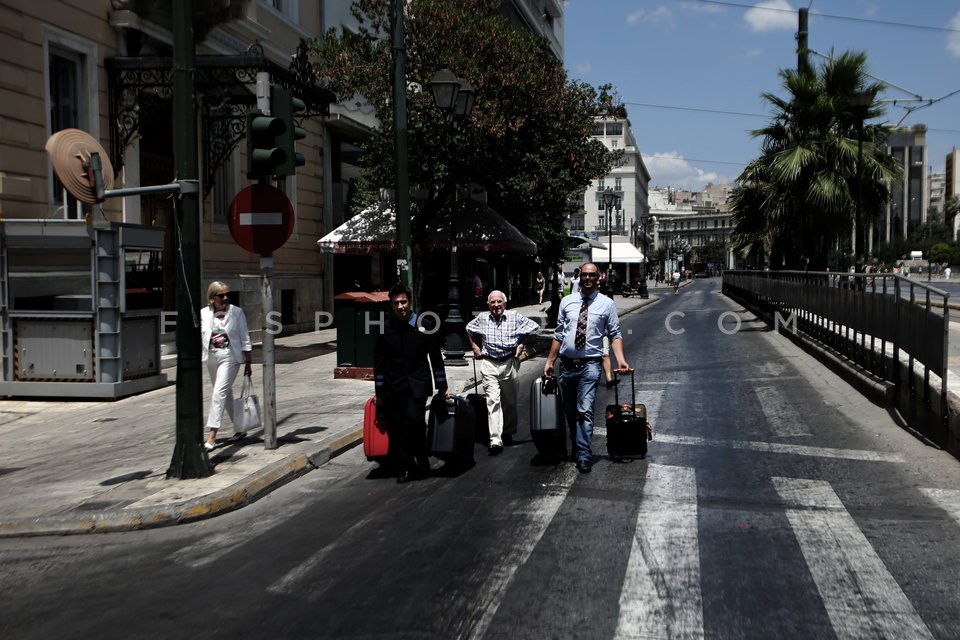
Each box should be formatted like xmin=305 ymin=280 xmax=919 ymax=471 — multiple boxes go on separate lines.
xmin=722 ymin=270 xmax=952 ymax=451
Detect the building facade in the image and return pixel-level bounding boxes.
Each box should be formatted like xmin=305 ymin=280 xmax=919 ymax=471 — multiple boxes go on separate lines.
xmin=647 ymin=186 xmax=735 ymax=274
xmin=571 ymin=117 xmax=651 ymax=245
xmin=877 ymin=125 xmax=929 ymax=247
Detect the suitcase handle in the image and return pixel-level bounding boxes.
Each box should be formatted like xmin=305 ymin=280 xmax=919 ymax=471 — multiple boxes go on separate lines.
xmin=613 ymin=369 xmax=636 ymax=408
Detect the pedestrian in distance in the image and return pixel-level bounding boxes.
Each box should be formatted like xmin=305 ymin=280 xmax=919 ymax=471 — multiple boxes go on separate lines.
xmin=536 ymin=271 xmax=546 ymax=304
xmin=570 ymin=267 xmax=581 ymax=295
xmin=672 ymin=270 xmax=681 ymax=295
xmin=374 ymin=283 xmax=449 ymax=483
xmin=200 ymin=281 xmax=253 ymax=451
xmin=466 ymin=290 xmax=540 ymax=455
xmin=543 ymin=262 xmax=631 ymax=473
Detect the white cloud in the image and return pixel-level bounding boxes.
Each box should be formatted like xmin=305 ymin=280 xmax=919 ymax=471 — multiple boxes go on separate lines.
xmin=627 ymin=6 xmax=672 ymax=26
xmin=644 ymin=152 xmax=723 ymax=191
xmin=744 ymin=0 xmax=796 ymax=33
xmin=572 ymin=61 xmax=592 ymax=75
xmin=948 ymin=11 xmax=960 ymax=57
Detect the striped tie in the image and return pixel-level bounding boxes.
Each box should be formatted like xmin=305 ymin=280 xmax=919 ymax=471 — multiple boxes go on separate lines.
xmin=575 ymin=298 xmax=589 ymax=350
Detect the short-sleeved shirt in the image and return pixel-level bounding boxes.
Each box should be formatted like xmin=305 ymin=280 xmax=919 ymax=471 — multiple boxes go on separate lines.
xmin=466 ymin=310 xmax=540 ymax=360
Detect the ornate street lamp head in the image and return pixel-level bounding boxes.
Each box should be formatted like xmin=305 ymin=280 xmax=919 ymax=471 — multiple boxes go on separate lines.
xmin=429 ymin=68 xmax=461 ymax=112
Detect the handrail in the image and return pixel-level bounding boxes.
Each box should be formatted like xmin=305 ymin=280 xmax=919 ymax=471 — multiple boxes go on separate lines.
xmin=722 ymin=270 xmax=950 ymax=447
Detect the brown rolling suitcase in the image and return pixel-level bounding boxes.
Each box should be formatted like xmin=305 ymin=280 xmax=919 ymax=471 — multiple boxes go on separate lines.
xmin=605 ymin=371 xmax=652 ymax=460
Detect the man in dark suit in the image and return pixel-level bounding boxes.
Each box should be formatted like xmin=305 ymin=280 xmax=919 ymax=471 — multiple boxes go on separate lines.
xmin=374 ymin=283 xmax=449 ymax=483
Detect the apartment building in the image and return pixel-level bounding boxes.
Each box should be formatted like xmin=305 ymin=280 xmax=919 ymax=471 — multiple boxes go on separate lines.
xmin=572 ymin=117 xmax=651 ymax=244
xmin=0 ymin=0 xmax=338 ymax=397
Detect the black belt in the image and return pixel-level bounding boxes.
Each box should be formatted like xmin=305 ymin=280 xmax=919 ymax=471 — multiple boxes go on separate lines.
xmin=560 ymin=356 xmax=602 ymax=366
xmin=485 ymin=354 xmax=516 ymax=362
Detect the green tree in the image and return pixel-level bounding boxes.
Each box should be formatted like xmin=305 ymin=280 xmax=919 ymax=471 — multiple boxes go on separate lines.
xmin=308 ymin=0 xmax=615 ymax=260
xmin=945 ymin=195 xmax=960 ymax=234
xmin=730 ymin=51 xmax=902 ymax=270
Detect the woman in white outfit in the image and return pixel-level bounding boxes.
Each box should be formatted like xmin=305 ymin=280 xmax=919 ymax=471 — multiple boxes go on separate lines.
xmin=200 ymin=281 xmax=252 ymax=450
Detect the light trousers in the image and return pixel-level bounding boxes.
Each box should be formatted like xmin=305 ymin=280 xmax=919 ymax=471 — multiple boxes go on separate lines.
xmin=479 ymin=356 xmax=520 ymax=446
xmin=206 ymin=348 xmax=239 ymax=430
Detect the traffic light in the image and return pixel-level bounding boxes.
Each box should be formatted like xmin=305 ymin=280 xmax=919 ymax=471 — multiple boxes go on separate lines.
xmin=246 ymin=108 xmax=287 ymax=178
xmin=271 ymin=85 xmax=306 ymax=177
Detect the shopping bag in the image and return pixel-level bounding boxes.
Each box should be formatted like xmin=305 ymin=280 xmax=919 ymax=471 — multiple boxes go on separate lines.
xmin=233 ymin=373 xmax=261 ymax=434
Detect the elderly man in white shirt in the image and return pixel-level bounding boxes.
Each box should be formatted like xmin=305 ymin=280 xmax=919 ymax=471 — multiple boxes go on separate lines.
xmin=466 ymin=290 xmax=540 ymax=455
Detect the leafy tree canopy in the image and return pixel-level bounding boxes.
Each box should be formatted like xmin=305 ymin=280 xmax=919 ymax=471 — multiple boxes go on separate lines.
xmin=308 ymin=0 xmax=618 ymax=260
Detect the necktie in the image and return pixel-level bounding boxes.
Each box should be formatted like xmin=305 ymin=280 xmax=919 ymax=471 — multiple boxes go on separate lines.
xmin=574 ymin=298 xmax=589 ymax=350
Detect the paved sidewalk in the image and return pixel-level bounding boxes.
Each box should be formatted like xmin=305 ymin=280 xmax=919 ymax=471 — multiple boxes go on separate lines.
xmin=0 ymin=288 xmax=661 ymax=537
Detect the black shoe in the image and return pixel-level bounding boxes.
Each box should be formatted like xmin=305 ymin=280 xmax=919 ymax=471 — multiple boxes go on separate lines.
xmin=489 ymin=443 xmax=504 ymax=456
xmin=397 ymin=469 xmax=412 ymax=484
xmin=576 ymin=459 xmax=592 ymax=473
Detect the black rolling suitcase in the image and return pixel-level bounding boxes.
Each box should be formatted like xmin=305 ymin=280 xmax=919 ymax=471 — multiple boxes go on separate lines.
xmin=530 ymin=376 xmax=567 ymax=459
xmin=469 ymin=359 xmax=490 ymax=445
xmin=605 ymin=371 xmax=651 ymax=460
xmin=428 ymin=394 xmax=476 ymax=465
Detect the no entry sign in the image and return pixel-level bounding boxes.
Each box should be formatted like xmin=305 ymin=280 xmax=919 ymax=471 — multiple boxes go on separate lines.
xmin=228 ymin=184 xmax=295 ymax=254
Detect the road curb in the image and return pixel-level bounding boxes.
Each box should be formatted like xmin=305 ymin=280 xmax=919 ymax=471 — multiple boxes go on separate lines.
xmin=0 ymin=450 xmax=323 ymax=538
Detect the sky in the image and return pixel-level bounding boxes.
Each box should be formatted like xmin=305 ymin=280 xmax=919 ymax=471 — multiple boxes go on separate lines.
xmin=563 ymin=0 xmax=960 ymax=192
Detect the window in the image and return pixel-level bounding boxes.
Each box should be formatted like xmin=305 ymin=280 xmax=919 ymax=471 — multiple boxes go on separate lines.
xmin=45 ymin=28 xmax=98 ymax=218
xmin=212 ymin=148 xmax=240 ymax=230
xmin=8 ymin=249 xmax=91 ymax=311
xmin=615 ymin=177 xmax=622 ymax=190
xmin=261 ymin=0 xmax=298 ymax=22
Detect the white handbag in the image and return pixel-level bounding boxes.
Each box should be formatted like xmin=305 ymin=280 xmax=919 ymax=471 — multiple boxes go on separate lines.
xmin=233 ymin=373 xmax=261 ymax=434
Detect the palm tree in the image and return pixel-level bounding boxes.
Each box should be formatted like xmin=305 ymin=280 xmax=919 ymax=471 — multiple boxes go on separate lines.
xmin=730 ymin=51 xmax=902 ymax=270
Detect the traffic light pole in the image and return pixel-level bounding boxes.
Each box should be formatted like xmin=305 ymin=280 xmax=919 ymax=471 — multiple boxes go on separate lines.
xmin=167 ymin=0 xmax=209 ymax=479
xmin=255 ymin=71 xmax=278 ymax=450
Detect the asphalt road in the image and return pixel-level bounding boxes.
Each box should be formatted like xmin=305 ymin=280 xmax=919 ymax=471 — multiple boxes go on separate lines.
xmin=2 ymin=280 xmax=960 ymax=639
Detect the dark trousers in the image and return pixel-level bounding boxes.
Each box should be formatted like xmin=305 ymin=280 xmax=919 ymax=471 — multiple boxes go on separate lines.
xmin=384 ymin=388 xmax=428 ymax=473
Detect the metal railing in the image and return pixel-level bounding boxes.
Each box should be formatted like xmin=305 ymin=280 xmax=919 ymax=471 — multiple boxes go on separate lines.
xmin=722 ymin=270 xmax=951 ymax=447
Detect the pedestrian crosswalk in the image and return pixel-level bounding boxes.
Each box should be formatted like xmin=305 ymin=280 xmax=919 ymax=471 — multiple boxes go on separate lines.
xmin=170 ymin=382 xmax=960 ymax=639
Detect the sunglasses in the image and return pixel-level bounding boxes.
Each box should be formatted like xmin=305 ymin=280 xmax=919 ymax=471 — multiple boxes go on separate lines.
xmin=580 ymin=272 xmax=600 ymax=278
xmin=214 ymin=293 xmax=230 ymax=299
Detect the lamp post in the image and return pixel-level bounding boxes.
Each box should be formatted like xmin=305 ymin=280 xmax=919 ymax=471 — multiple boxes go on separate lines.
xmin=601 ymin=187 xmax=622 ymax=295
xmin=429 ymin=68 xmax=475 ymax=366
xmin=638 ymin=215 xmax=654 ymax=298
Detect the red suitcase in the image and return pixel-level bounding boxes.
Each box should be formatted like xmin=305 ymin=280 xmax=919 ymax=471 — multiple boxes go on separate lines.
xmin=363 ymin=397 xmax=389 ymax=461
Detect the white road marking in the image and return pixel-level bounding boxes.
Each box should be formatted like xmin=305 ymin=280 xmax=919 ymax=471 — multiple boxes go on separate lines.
xmin=919 ymin=487 xmax=960 ymax=525
xmin=755 ymin=386 xmax=812 ymax=437
xmin=772 ymin=477 xmax=934 ymax=640
xmin=655 ymin=433 xmax=904 ymax=462
xmin=267 ymin=510 xmax=381 ymax=596
xmin=615 ymin=464 xmax=704 ymax=639
xmin=465 ymin=466 xmax=579 ymax=640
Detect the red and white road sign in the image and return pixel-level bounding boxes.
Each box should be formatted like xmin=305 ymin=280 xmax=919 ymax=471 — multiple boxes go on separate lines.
xmin=228 ymin=183 xmax=295 ymax=254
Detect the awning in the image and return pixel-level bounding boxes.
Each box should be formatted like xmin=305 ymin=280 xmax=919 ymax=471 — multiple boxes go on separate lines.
xmin=567 ymin=234 xmax=607 ymax=250
xmin=592 ymin=237 xmax=645 ymax=264
xmin=317 ymin=200 xmax=537 ymax=256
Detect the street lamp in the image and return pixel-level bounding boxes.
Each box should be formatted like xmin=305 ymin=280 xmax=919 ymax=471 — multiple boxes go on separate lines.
xmin=429 ymin=68 xmax=475 ymax=366
xmin=638 ymin=215 xmax=655 ymax=298
xmin=601 ymin=187 xmax=622 ymax=295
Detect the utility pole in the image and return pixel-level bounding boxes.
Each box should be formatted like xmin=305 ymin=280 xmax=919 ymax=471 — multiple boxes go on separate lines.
xmin=797 ymin=7 xmax=810 ymax=74
xmin=167 ymin=0 xmax=210 ymax=478
xmin=392 ymin=0 xmax=413 ymax=292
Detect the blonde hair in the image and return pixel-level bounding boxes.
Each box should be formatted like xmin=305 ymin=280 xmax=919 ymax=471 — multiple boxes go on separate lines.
xmin=207 ymin=281 xmax=229 ymax=305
